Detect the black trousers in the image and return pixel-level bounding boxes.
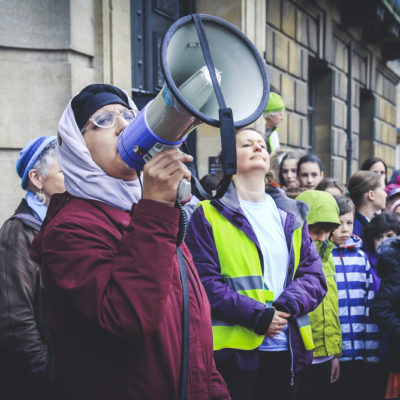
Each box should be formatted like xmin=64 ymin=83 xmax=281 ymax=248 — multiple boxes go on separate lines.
xmin=253 ymin=351 xmax=301 ymax=400
xmin=330 ymin=360 xmax=388 ymax=400
xmin=217 ymin=351 xmax=301 ymax=400
xmin=297 ymin=359 xmax=332 ymax=400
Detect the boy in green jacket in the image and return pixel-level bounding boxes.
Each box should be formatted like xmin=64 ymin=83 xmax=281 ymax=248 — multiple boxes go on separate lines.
xmin=295 ymin=190 xmax=342 ymax=400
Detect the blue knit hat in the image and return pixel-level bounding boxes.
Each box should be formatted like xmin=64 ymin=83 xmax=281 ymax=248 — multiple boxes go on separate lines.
xmin=16 ymin=136 xmax=57 ymax=190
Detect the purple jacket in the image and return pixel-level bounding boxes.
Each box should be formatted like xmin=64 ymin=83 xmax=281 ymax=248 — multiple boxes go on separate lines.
xmin=186 ymin=184 xmax=327 ymax=374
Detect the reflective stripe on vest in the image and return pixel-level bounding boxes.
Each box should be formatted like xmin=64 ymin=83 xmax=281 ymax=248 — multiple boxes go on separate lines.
xmin=201 ymin=200 xmax=314 ymax=351
xmin=291 ymin=228 xmax=315 ymax=350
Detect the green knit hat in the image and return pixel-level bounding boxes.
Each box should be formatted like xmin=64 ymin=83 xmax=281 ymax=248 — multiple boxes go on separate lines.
xmin=264 ymin=92 xmax=285 ymax=114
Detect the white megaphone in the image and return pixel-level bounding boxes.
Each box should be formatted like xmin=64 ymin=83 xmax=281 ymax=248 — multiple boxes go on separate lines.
xmin=118 ymin=14 xmax=270 ymax=202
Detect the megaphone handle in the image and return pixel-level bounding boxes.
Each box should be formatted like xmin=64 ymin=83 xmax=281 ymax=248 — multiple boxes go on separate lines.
xmin=177 ymin=179 xmax=192 ymax=203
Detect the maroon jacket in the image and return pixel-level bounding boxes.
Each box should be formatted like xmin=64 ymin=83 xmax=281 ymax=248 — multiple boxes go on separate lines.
xmin=30 ymin=192 xmax=229 ymax=400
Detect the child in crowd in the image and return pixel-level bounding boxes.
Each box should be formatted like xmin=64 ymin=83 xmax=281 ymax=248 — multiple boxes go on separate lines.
xmin=347 ymin=171 xmax=387 ymax=238
xmin=362 ymin=212 xmax=400 ymax=293
xmin=278 ymin=151 xmax=301 ymax=190
xmin=361 ymin=156 xmax=387 ymax=185
xmin=385 ymin=187 xmax=400 ymax=220
xmin=329 ymin=195 xmax=380 ymax=400
xmin=297 ymin=154 xmax=324 ymax=191
xmin=296 ymin=190 xmax=342 ymax=400
xmin=371 ymin=237 xmax=400 ymax=400
xmin=316 ymin=178 xmax=346 ymax=196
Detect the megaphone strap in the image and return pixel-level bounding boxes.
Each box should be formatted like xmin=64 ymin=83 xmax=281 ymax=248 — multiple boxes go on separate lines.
xmin=191 ymin=14 xmax=237 ymax=179
xmin=192 ymin=14 xmax=226 ymax=109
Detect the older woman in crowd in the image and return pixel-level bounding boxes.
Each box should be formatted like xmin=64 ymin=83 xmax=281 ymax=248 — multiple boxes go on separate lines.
xmin=30 ymin=84 xmax=229 ymax=400
xmin=0 ymin=136 xmax=65 ymax=400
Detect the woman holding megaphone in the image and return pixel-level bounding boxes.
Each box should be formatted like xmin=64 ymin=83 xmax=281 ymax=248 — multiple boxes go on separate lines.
xmin=30 ymin=84 xmax=230 ymax=400
xmin=186 ymin=127 xmax=327 ymax=400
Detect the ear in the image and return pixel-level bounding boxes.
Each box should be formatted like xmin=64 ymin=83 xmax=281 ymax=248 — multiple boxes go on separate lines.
xmin=367 ymin=190 xmax=375 ymax=201
xmin=321 ymin=171 xmax=324 ymax=179
xmin=27 ymin=169 xmax=43 ymax=192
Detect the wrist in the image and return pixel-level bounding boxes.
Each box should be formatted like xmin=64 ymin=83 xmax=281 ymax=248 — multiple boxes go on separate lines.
xmin=254 ymin=307 xmax=275 ymax=335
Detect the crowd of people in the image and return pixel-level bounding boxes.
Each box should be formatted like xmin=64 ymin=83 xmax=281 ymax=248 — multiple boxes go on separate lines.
xmin=1 ymin=84 xmax=400 ymax=400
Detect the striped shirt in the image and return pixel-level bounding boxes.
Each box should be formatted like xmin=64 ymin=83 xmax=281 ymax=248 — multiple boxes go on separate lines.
xmin=332 ymin=235 xmax=380 ymax=363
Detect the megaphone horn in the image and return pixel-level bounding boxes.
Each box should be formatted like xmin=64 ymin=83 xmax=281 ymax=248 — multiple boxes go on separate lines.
xmin=118 ymin=14 xmax=270 ymax=201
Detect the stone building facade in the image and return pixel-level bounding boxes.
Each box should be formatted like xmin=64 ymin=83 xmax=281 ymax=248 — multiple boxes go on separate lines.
xmin=0 ymin=0 xmax=399 ymax=223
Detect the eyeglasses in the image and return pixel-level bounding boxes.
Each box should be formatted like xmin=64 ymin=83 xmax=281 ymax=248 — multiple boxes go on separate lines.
xmin=89 ymin=109 xmax=138 ymax=129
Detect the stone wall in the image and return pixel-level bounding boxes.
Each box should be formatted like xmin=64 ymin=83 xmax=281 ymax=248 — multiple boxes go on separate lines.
xmin=0 ymin=0 xmax=131 ymax=223
xmin=0 ymin=0 xmax=398 ymax=223
xmin=242 ymin=0 xmax=397 ymax=182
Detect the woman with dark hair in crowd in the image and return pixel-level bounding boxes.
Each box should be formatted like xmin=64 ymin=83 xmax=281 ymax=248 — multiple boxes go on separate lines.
xmin=297 ymin=154 xmax=324 ymax=191
xmin=187 ymin=127 xmax=326 ymax=400
xmin=29 ymin=84 xmax=229 ymax=400
xmin=278 ymin=151 xmax=300 ymax=190
xmin=316 ymin=178 xmax=346 ymax=196
xmin=347 ymin=170 xmax=387 ymax=238
xmin=361 ymin=156 xmax=387 ymax=185
xmin=0 ymin=136 xmax=65 ymax=399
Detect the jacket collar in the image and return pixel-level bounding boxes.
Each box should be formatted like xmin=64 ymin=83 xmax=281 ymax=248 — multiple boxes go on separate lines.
xmin=333 ymin=234 xmax=362 ymax=251
xmin=216 ymin=182 xmax=308 ymax=230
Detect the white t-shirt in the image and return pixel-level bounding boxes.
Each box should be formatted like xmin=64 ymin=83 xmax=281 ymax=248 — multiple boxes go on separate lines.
xmin=239 ymin=194 xmax=290 ymax=351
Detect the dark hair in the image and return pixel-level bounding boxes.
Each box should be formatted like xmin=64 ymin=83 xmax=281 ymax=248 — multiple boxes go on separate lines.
xmin=334 ymin=195 xmax=355 ymax=216
xmin=362 ymin=212 xmax=400 ymax=252
xmin=278 ymin=152 xmax=299 ymax=187
xmin=308 ymin=222 xmax=339 ymax=233
xmin=297 ymin=154 xmax=323 ymax=176
xmin=200 ymin=173 xmax=222 ymax=196
xmin=361 ymin=156 xmax=387 ymax=179
xmin=347 ymin=170 xmax=383 ymax=208
xmin=316 ymin=178 xmax=346 ymax=195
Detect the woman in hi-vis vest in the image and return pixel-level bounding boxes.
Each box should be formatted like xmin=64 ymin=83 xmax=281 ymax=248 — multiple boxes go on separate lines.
xmin=186 ymin=128 xmax=327 ymax=400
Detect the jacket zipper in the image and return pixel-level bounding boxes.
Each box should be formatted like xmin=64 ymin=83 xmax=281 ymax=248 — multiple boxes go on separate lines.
xmin=321 ymin=241 xmax=328 ymax=355
xmin=287 ymin=228 xmax=295 ymax=386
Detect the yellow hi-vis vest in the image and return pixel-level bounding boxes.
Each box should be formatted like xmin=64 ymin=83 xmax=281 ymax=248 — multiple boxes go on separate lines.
xmin=201 ymin=200 xmax=314 ymax=352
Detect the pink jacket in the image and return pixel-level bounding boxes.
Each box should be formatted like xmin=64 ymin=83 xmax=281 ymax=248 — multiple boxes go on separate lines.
xmin=30 ymin=192 xmax=229 ymax=400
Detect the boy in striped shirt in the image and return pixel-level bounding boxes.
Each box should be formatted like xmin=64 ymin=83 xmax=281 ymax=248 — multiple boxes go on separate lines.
xmin=330 ymin=195 xmax=381 ymax=400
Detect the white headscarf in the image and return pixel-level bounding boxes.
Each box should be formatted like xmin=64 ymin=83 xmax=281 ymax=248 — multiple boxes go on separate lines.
xmin=57 ymin=93 xmax=142 ymax=211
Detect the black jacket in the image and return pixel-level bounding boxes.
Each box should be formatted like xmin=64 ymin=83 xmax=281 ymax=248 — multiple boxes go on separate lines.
xmin=0 ymin=199 xmax=49 ymax=398
xmin=370 ymin=236 xmax=400 ymax=372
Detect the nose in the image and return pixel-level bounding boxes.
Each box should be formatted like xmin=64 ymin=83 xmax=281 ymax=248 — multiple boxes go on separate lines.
xmin=115 ymin=115 xmax=129 ymax=135
xmin=315 ymin=232 xmax=330 ymax=241
xmin=254 ymin=143 xmax=263 ymax=152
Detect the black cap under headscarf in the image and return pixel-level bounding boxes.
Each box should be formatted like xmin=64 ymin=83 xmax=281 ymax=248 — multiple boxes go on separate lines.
xmin=71 ymin=84 xmax=130 ymax=131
